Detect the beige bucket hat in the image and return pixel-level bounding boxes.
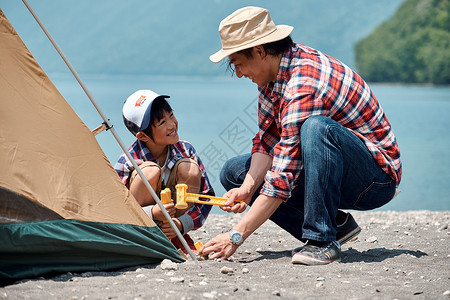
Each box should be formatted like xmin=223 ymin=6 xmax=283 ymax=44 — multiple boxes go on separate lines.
xmin=210 ymin=6 xmax=293 ymax=63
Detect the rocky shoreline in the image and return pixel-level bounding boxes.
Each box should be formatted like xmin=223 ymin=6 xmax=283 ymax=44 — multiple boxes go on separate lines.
xmin=1 ymin=210 xmax=449 ymax=299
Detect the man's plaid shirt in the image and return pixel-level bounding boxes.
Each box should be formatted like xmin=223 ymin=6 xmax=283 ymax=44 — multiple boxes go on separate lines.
xmin=252 ymin=43 xmax=402 ymax=201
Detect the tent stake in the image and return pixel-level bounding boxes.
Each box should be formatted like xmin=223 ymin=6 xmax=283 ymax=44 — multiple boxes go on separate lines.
xmin=21 ymin=0 xmax=197 ymax=262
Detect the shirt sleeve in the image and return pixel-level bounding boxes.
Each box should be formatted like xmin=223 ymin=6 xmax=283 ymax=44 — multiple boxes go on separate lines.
xmin=177 ymin=203 xmax=210 ymax=234
xmin=251 ymin=133 xmax=262 ymax=154
xmin=251 ymin=93 xmax=277 ymax=156
xmin=114 ymin=154 xmax=132 ymax=187
xmin=261 ymin=92 xmax=324 ymax=200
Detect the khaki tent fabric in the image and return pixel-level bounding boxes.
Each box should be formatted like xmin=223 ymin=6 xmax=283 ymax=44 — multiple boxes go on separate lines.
xmin=0 ymin=9 xmax=153 ymax=227
xmin=0 ymin=9 xmax=183 ymax=282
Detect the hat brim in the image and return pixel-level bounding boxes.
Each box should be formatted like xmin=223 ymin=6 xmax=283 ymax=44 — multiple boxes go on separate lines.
xmin=209 ymin=25 xmax=293 ymax=63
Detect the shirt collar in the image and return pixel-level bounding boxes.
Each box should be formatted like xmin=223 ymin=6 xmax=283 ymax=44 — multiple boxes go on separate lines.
xmin=136 ymin=139 xmax=179 ymax=167
xmin=272 ymin=45 xmax=294 ymax=95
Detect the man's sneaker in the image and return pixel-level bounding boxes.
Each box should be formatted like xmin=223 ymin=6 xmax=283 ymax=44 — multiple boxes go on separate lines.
xmin=291 ymin=212 xmax=361 ymax=255
xmin=337 ymin=211 xmax=361 ymax=245
xmin=292 ymin=241 xmax=341 ymax=265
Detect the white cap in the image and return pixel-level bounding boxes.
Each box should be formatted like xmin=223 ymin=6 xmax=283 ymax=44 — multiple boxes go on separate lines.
xmin=122 ymin=89 xmax=169 ymax=136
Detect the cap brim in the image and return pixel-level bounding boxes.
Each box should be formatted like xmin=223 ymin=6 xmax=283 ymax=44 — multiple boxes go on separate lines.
xmin=209 ymin=25 xmax=293 ymax=63
xmin=140 ymin=95 xmax=170 ymax=132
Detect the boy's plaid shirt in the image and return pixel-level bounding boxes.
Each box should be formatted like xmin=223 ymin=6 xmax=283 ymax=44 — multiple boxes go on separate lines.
xmin=115 ymin=139 xmax=214 ymax=231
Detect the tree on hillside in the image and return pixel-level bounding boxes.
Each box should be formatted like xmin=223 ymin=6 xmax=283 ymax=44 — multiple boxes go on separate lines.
xmin=355 ymin=0 xmax=450 ymax=84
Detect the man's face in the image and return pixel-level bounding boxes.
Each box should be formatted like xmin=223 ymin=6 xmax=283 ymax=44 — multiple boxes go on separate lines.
xmin=228 ymin=48 xmax=273 ymax=88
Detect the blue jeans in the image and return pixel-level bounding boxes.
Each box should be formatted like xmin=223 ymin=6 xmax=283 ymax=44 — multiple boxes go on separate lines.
xmin=220 ymin=116 xmax=397 ymax=243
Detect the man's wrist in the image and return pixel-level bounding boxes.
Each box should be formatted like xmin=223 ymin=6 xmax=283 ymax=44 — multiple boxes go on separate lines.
xmin=229 ymin=229 xmax=244 ymax=246
xmin=241 ymin=180 xmax=257 ymax=197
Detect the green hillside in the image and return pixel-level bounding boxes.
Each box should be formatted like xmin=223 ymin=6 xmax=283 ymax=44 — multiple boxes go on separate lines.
xmin=355 ymin=0 xmax=450 ymax=84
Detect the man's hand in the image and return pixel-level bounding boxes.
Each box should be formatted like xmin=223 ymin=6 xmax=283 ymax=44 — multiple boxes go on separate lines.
xmin=221 ymin=186 xmax=252 ymax=213
xmin=201 ymin=194 xmax=283 ymax=261
xmin=198 ymin=232 xmax=239 ymax=260
xmin=220 ymin=152 xmax=273 ymax=213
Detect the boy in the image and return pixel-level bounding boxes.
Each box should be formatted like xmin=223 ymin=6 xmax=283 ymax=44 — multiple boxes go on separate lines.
xmin=115 ymin=89 xmax=214 ymax=252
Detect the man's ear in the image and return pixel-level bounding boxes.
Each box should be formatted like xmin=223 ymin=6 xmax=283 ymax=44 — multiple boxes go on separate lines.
xmin=254 ymin=45 xmax=267 ymax=58
xmin=136 ymin=131 xmax=150 ymax=142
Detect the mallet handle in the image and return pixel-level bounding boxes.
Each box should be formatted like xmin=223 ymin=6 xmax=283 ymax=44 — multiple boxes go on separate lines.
xmin=185 ymin=193 xmax=243 ymax=206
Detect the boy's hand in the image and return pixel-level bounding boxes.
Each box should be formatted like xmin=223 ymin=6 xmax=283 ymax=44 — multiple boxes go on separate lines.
xmin=159 ymin=218 xmax=183 ymax=239
xmin=152 ymin=202 xmax=175 ymax=221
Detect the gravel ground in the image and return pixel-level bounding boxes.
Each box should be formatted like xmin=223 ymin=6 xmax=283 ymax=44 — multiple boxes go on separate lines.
xmin=1 ymin=210 xmax=449 ymax=300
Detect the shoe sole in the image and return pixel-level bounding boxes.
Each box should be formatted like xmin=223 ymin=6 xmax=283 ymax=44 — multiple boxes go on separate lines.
xmin=291 ymin=226 xmax=361 ymax=256
xmin=337 ymin=226 xmax=361 ymax=245
xmin=292 ymin=253 xmax=341 ymax=265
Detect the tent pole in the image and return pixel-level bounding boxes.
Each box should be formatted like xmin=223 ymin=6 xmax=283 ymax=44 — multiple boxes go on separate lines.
xmin=21 ymin=0 xmax=197 ymax=262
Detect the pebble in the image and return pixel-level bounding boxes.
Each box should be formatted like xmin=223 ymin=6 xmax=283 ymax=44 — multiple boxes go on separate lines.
xmin=316 ymin=277 xmax=325 ymax=281
xmin=443 ymin=290 xmax=450 ymax=296
xmin=366 ymin=236 xmax=378 ymax=243
xmin=438 ymin=224 xmax=448 ymax=231
xmin=169 ymin=277 xmax=184 ymax=283
xmin=203 ymin=291 xmax=218 ymax=299
xmin=272 ymin=290 xmax=281 ymax=296
xmin=242 ymin=267 xmax=249 ymax=274
xmin=220 ymin=266 xmax=234 ymax=274
xmin=160 ymin=259 xmax=178 ymax=270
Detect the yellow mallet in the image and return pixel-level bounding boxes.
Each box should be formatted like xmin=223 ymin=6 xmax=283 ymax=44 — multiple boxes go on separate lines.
xmin=160 ymin=188 xmax=172 ymax=205
xmin=175 ymin=184 xmax=243 ymax=207
xmin=175 ymin=184 xmax=188 ymax=209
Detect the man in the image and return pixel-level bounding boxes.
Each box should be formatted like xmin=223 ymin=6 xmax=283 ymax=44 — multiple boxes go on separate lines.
xmin=199 ymin=7 xmax=401 ymax=265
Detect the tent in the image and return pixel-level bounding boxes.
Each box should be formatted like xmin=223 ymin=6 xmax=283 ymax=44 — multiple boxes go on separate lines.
xmin=0 ymin=8 xmax=184 ymax=282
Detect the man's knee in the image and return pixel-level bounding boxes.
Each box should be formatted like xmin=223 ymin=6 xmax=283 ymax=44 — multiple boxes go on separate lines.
xmin=219 ymin=157 xmax=235 ymax=188
xmin=301 ymin=116 xmax=331 ymax=136
xmin=300 ymin=116 xmax=337 ymax=153
xmin=220 ymin=154 xmax=250 ymax=191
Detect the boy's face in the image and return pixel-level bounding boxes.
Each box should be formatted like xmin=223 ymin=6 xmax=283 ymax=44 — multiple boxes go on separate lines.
xmin=149 ymin=110 xmax=179 ymax=145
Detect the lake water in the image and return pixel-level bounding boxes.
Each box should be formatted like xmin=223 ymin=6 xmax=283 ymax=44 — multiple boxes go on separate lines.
xmin=50 ymin=73 xmax=450 ymax=212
